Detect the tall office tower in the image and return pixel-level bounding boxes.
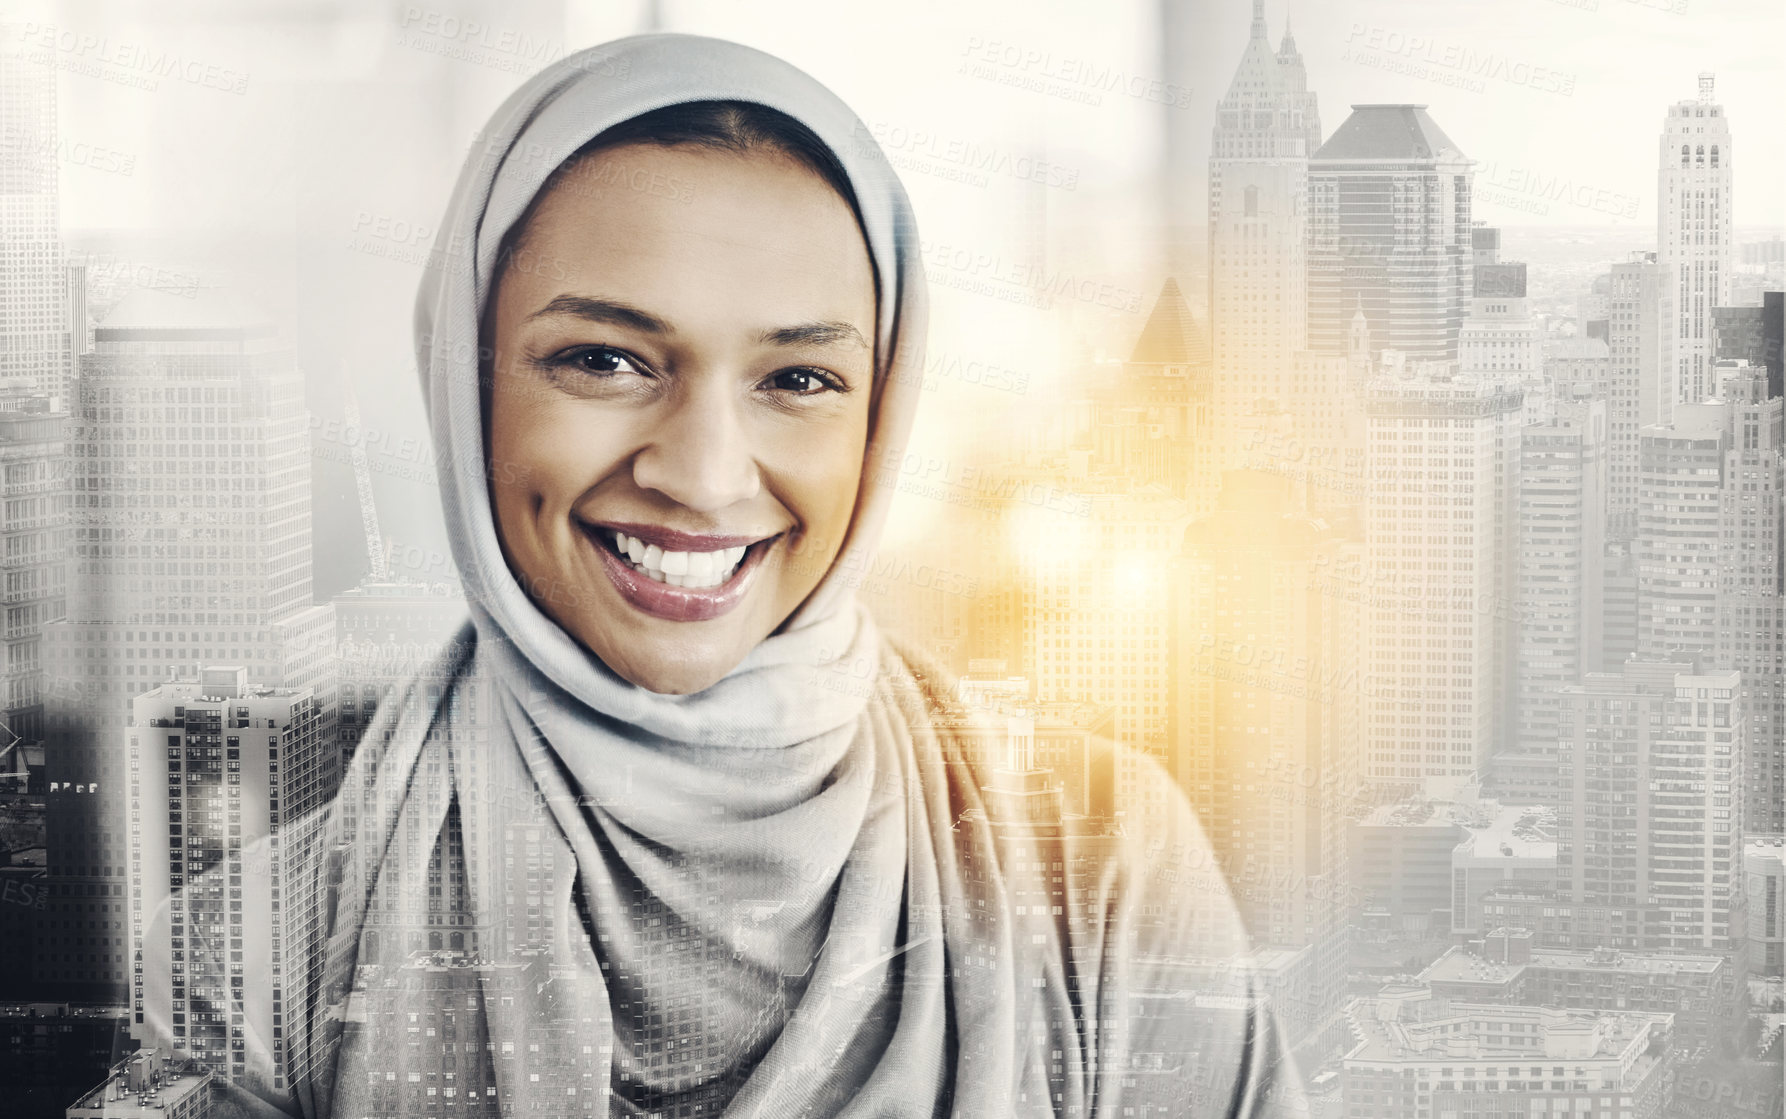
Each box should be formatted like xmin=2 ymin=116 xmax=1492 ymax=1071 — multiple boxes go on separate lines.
xmin=1172 ymin=470 xmax=1357 ymax=1022
xmin=1363 ymin=363 xmax=1523 ymax=786
xmin=1307 ymin=105 xmax=1474 ymax=364
xmin=1207 ymin=0 xmax=1320 ymax=469
xmin=1658 ymin=73 xmax=1734 ymax=405
xmin=1713 ymin=291 xmax=1785 ymax=399
xmin=0 ymin=28 xmax=73 ymax=397
xmin=0 ymin=401 xmax=69 ymax=741
xmin=1712 ymin=366 xmax=1783 ymax=836
xmin=1497 ymin=393 xmax=1608 ymax=803
xmin=126 ymin=668 xmax=325 ymax=1093
xmin=1605 ymin=252 xmax=1675 ymax=540
xmin=1555 ymin=661 xmax=1746 ymax=965
xmin=1636 ymin=401 xmax=1732 ymax=662
xmin=38 ymin=289 xmax=331 ymax=998
xmin=1601 ymin=542 xmax=1638 ymax=671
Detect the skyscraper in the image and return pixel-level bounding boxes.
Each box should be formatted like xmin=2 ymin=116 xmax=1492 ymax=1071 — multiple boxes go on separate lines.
xmin=127 ymin=667 xmax=325 ymax=1094
xmin=1710 ymin=366 xmax=1784 ymax=837
xmin=1555 ymin=660 xmax=1746 ymax=964
xmin=1308 ymin=105 xmax=1474 ymax=364
xmin=1657 ymin=74 xmax=1735 ymax=405
xmin=38 ymin=289 xmax=331 ymax=997
xmin=1498 ymin=393 xmax=1608 ymax=804
xmin=0 ymin=27 xmax=73 ymax=397
xmin=1605 ymin=252 xmax=1675 ymax=540
xmin=1363 ymin=362 xmax=1523 ymax=785
xmin=0 ymin=400 xmax=69 ymax=741
xmin=1636 ymin=401 xmax=1728 ymax=661
xmin=1208 ymin=0 xmax=1320 ymax=453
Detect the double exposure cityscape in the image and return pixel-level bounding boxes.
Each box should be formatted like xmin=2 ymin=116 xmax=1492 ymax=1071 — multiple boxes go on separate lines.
xmin=0 ymin=1 xmax=1780 ymax=1117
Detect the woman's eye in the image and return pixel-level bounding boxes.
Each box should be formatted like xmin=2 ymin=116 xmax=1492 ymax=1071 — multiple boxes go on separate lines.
xmin=765 ymin=368 xmax=841 ymax=395
xmin=557 ymin=346 xmax=644 ymax=378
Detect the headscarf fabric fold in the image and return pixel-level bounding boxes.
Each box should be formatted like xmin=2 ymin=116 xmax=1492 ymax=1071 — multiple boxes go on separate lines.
xmin=139 ymin=32 xmax=1303 ymax=1119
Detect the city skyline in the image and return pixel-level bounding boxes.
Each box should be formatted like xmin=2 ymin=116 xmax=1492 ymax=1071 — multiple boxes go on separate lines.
xmin=0 ymin=2 xmax=1780 ymax=1117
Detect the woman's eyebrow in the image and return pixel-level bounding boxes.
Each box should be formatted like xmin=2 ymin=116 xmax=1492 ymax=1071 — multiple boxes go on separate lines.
xmin=526 ymin=295 xmax=671 ymax=333
xmin=523 ymin=298 xmax=865 ymax=353
xmin=760 ymin=321 xmax=870 ymax=350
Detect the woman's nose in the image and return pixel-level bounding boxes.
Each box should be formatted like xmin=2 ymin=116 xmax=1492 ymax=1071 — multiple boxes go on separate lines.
xmin=629 ymin=382 xmax=762 ymax=513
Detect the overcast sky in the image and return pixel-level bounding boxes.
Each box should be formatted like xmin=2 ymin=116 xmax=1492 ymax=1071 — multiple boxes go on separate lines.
xmin=35 ymin=0 xmax=1785 ymax=238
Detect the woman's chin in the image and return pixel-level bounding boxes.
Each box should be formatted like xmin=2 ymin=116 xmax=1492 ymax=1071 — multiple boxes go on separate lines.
xmin=585 ymin=628 xmax=746 ymax=696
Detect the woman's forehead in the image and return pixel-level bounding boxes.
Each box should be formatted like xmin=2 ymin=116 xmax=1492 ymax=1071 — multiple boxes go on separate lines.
xmin=499 ymin=143 xmax=878 ymax=346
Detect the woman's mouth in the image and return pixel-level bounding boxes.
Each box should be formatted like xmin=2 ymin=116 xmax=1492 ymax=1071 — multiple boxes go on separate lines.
xmin=608 ymin=530 xmax=748 ymax=589
xmin=578 ymin=521 xmax=777 ymax=622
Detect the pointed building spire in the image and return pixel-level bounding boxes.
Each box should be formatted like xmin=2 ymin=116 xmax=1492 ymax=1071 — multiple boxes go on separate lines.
xmin=1279 ymin=14 xmax=1299 ymax=57
xmin=1348 ymin=296 xmax=1372 ymax=361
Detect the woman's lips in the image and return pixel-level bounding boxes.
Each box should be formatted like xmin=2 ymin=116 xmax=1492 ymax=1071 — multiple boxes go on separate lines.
xmin=578 ymin=521 xmax=775 ymax=623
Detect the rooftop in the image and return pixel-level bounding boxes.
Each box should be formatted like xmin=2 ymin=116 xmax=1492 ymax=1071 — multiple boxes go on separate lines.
xmin=1128 ymin=278 xmax=1208 ymax=365
xmin=1455 ymin=805 xmax=1557 ymax=862
xmin=1315 ymin=105 xmax=1466 ymax=162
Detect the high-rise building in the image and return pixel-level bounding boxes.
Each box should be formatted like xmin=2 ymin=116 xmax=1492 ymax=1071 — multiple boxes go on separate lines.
xmin=1605 ymin=252 xmax=1676 ymax=540
xmin=0 ymin=27 xmax=73 ymax=397
xmin=0 ymin=400 xmax=69 ymax=740
xmin=1363 ymin=363 xmax=1523 ymax=784
xmin=38 ymin=289 xmax=329 ymax=998
xmin=1308 ymin=105 xmax=1474 ymax=364
xmin=1555 ymin=660 xmax=1747 ymax=962
xmin=1502 ymin=393 xmax=1607 ymax=800
xmin=1657 ymin=74 xmax=1734 ymax=405
xmin=1208 ymin=0 xmax=1320 ymax=458
xmin=1711 ymin=291 xmax=1784 ymax=402
xmin=1172 ymin=469 xmax=1359 ymax=982
xmin=1459 ymin=244 xmax=1544 ymax=420
xmin=1710 ymin=366 xmax=1783 ymax=837
xmin=1600 ymin=542 xmax=1638 ymax=672
xmin=1635 ymin=400 xmax=1731 ymax=663
xmin=1744 ymin=837 xmax=1783 ymax=977
xmin=126 ymin=668 xmax=326 ymax=1094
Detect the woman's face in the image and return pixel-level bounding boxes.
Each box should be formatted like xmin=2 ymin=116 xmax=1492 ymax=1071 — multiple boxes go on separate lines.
xmin=486 ymin=142 xmax=876 ymax=695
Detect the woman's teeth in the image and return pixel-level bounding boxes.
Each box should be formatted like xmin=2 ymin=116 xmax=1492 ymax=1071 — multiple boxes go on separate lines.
xmin=610 ymin=531 xmax=747 ymax=589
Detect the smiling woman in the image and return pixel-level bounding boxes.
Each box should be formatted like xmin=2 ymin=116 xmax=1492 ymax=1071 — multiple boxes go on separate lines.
xmin=135 ymin=32 xmax=1301 ymax=1119
xmin=483 ymin=112 xmax=876 ymax=693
